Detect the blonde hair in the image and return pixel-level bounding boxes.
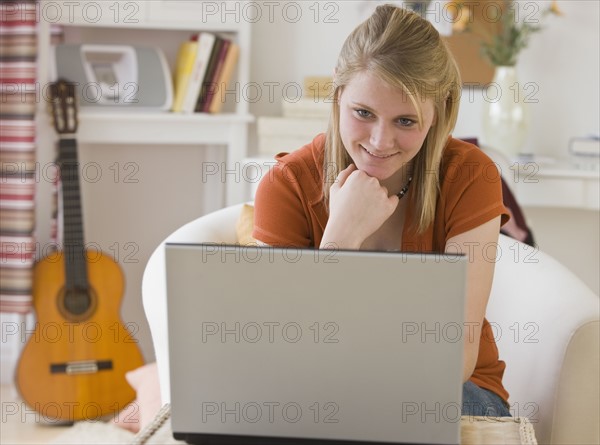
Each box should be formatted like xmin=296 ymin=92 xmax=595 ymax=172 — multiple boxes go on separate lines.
xmin=324 ymin=4 xmax=461 ymax=234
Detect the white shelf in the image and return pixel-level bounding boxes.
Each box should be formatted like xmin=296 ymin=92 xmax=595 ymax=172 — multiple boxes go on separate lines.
xmin=51 ymin=1 xmax=245 ymax=32
xmin=67 ymin=112 xmax=255 ymax=145
xmin=54 ymin=20 xmax=245 ymax=33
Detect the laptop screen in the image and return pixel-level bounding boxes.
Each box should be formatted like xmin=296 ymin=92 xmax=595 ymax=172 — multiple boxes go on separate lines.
xmin=165 ymin=243 xmax=466 ymax=445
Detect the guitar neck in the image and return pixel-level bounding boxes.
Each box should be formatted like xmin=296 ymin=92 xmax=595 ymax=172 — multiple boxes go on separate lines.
xmin=58 ymin=136 xmax=88 ymax=289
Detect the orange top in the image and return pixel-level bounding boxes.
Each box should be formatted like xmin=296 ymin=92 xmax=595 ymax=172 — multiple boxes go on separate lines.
xmin=253 ymin=133 xmax=510 ymax=402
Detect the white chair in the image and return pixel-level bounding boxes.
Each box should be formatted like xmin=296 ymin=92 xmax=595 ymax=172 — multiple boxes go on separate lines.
xmin=142 ymin=203 xmax=599 ymax=445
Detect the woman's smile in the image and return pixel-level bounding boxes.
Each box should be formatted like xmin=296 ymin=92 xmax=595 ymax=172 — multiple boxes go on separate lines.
xmin=360 ymin=144 xmax=401 ymax=159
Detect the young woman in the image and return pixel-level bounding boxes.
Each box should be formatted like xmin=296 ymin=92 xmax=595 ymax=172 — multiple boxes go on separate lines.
xmin=252 ymin=4 xmax=511 ymax=417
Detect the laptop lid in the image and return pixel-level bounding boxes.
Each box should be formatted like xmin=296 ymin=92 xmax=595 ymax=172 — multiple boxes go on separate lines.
xmin=165 ymin=243 xmax=467 ymax=445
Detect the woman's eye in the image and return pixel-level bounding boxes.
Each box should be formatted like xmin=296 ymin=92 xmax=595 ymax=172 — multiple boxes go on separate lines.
xmin=355 ymin=109 xmax=372 ymax=118
xmin=398 ymin=118 xmax=415 ymax=127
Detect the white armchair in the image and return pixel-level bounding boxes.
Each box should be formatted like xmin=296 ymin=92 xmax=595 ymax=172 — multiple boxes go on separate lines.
xmin=142 ymin=203 xmax=599 ymax=445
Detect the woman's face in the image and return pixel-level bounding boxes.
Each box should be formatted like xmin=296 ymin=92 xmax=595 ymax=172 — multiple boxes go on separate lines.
xmin=338 ymin=71 xmax=436 ymax=187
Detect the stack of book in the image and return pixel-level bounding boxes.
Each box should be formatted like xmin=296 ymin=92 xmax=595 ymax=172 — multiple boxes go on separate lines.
xmin=171 ymin=32 xmax=239 ymax=114
xmin=569 ymin=135 xmax=600 ymax=170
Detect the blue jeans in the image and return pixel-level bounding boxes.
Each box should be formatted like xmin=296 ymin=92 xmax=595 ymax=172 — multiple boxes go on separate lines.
xmin=462 ymin=381 xmax=511 ymax=417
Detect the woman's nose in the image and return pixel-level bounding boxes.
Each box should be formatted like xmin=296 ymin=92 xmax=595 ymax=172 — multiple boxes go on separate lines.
xmin=369 ymin=122 xmax=396 ymax=152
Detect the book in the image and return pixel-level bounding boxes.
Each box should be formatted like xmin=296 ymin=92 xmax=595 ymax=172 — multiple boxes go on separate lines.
xmin=198 ymin=38 xmax=231 ymax=112
xmin=569 ymin=136 xmax=600 ymax=170
xmin=181 ymin=32 xmax=216 ymax=114
xmin=207 ymin=42 xmax=240 ymax=114
xmin=194 ymin=36 xmax=226 ymax=112
xmin=569 ymin=136 xmax=600 ymax=157
xmin=171 ymin=40 xmax=198 ymax=112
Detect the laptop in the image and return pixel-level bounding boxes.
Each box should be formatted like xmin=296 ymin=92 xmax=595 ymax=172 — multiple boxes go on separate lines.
xmin=165 ymin=243 xmax=467 ymax=445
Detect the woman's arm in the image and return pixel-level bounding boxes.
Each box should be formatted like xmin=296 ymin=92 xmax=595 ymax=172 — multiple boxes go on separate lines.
xmin=446 ymin=215 xmax=502 ymax=383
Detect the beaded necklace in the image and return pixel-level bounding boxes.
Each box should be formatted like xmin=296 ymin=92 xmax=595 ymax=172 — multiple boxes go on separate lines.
xmin=397 ymin=176 xmax=413 ymax=199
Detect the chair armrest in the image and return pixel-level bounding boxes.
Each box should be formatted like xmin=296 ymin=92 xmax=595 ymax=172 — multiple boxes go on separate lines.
xmin=142 ymin=203 xmax=246 ymax=403
xmin=551 ymin=320 xmax=600 ymax=445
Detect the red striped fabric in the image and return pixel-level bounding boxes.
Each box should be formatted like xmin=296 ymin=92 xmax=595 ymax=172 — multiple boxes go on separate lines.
xmin=0 ymin=61 xmax=37 ymax=83
xmin=0 ymin=1 xmax=37 ymax=314
xmin=0 ymin=2 xmax=37 ymax=31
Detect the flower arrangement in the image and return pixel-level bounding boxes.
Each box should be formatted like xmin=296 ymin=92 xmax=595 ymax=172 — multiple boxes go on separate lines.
xmin=449 ymin=0 xmax=562 ymax=66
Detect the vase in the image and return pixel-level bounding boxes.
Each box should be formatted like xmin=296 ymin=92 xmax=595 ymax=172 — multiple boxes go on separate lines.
xmin=482 ymin=66 xmax=530 ymax=158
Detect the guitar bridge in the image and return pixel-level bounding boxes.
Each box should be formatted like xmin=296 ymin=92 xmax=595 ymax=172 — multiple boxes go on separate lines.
xmin=50 ymin=360 xmax=113 ymax=375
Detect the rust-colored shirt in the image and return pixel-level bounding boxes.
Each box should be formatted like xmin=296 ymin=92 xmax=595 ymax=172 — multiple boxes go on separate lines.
xmin=253 ymin=133 xmax=510 ymax=402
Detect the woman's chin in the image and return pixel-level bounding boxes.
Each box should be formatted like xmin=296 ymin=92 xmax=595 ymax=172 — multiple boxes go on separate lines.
xmin=354 ymin=164 xmax=396 ymax=181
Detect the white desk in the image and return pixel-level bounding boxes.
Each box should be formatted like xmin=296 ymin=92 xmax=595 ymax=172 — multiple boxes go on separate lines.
xmin=510 ymin=157 xmax=599 ymax=211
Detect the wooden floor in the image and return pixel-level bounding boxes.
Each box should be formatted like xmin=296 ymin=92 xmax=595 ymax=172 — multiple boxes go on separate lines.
xmin=0 ymin=385 xmax=72 ymax=445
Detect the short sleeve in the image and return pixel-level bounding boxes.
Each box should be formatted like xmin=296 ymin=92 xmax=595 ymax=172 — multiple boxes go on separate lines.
xmin=441 ymin=148 xmax=510 ymax=241
xmin=252 ymin=161 xmax=313 ymax=247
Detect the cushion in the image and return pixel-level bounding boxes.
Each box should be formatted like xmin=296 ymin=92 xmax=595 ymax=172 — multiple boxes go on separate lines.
xmin=236 ymin=203 xmax=257 ymax=245
xmin=112 ymin=399 xmax=139 ymax=433
xmin=114 ymin=362 xmax=161 ymax=433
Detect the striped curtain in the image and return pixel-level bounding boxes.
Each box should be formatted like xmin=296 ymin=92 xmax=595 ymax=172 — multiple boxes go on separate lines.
xmin=0 ymin=1 xmax=38 ymax=313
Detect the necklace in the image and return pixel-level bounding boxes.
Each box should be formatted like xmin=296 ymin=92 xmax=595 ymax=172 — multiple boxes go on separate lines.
xmin=397 ymin=176 xmax=412 ymax=199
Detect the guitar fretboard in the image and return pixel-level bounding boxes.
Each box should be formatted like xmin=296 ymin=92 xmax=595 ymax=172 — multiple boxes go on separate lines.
xmin=58 ymin=137 xmax=88 ymax=290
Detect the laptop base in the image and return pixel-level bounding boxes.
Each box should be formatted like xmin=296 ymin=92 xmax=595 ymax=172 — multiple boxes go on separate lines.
xmin=174 ymin=432 xmax=439 ymax=445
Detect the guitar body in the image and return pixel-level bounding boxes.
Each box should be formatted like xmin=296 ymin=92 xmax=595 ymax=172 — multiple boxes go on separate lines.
xmin=16 ymin=250 xmax=144 ymax=421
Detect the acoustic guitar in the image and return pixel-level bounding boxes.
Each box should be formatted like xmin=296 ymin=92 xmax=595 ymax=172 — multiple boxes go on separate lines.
xmin=16 ymin=80 xmax=144 ymax=422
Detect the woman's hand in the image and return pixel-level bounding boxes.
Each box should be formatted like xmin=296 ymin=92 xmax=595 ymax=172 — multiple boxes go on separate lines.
xmin=320 ymin=164 xmax=399 ymax=249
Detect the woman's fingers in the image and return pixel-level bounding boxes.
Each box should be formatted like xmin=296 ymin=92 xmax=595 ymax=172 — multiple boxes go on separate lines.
xmin=332 ymin=163 xmax=357 ymax=190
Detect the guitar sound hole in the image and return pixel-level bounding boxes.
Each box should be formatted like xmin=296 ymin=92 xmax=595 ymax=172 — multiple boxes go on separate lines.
xmin=64 ymin=288 xmax=91 ymax=315
xmin=58 ymin=286 xmax=97 ymax=321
